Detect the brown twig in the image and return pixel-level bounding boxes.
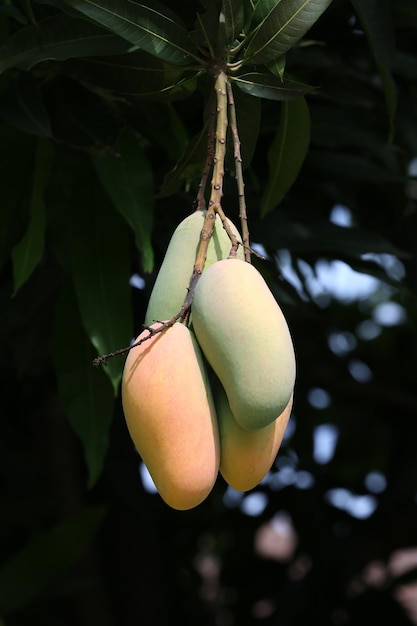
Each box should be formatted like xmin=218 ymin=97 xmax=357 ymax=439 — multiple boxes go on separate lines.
xmin=196 ymin=90 xmax=217 ymax=211
xmin=226 ymin=81 xmax=251 ymax=262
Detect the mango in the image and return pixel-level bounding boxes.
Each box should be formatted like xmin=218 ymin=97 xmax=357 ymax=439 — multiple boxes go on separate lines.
xmin=145 ymin=210 xmax=244 ymax=326
xmin=191 ymin=259 xmax=296 ymax=430
xmin=216 ymin=381 xmax=293 ymax=492
xmin=121 ymin=321 xmax=220 ymax=510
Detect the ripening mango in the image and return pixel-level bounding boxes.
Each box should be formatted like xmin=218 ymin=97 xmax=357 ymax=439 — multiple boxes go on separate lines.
xmin=121 ymin=322 xmax=220 ymax=510
xmin=145 ymin=210 xmax=243 ymax=326
xmin=216 ymin=381 xmax=293 ymax=492
xmin=192 ymin=259 xmax=296 ymax=430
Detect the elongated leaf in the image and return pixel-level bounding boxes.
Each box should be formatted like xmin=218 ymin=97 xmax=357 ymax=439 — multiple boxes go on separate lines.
xmin=157 ymin=123 xmax=209 ymax=198
xmin=11 ymin=137 xmax=54 ymax=294
xmin=191 ymin=3 xmax=219 ymax=56
xmin=52 ymin=285 xmax=115 ymax=487
xmin=65 ymin=50 xmax=197 ymax=100
xmin=232 ymin=71 xmax=313 ymax=100
xmin=222 ymin=0 xmax=244 ymax=47
xmin=65 ymin=165 xmax=134 ymax=393
xmin=63 ymin=0 xmax=199 ymax=66
xmin=251 ymin=0 xmax=284 ymax=26
xmin=0 ymin=506 xmax=106 ymax=615
xmin=350 ymin=0 xmax=397 ymax=140
xmin=0 ymin=71 xmax=52 ymax=136
xmin=243 ymin=0 xmax=333 ymax=65
xmin=0 ymin=126 xmax=34 ymax=270
xmin=261 ymin=96 xmax=310 ymax=216
xmin=92 ymin=128 xmax=154 ymax=273
xmin=66 ymin=48 xmax=183 ymax=95
xmin=0 ymin=15 xmax=131 ymax=73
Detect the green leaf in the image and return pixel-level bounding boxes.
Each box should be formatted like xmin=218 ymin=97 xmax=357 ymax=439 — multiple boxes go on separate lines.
xmin=232 ymin=71 xmax=314 ymax=100
xmin=0 ymin=71 xmax=52 ymax=136
xmin=92 ymin=128 xmax=154 ymax=273
xmin=65 ymin=163 xmax=134 ymax=393
xmin=222 ymin=0 xmax=244 ymax=48
xmin=350 ymin=0 xmax=397 ymax=140
xmin=226 ymin=84 xmax=261 ymax=170
xmin=65 ymin=53 xmax=198 ymax=102
xmin=0 ymin=506 xmax=106 ymax=615
xmin=65 ymin=48 xmax=189 ymax=98
xmin=63 ymin=0 xmax=199 ymax=66
xmin=261 ymin=96 xmax=310 ymax=216
xmin=157 ymin=123 xmax=209 ymax=198
xmin=11 ymin=137 xmax=54 ymax=294
xmin=52 ymin=284 xmax=115 ymax=487
xmin=0 ymin=14 xmax=132 ymax=73
xmin=242 ymin=0 xmax=333 ymax=65
xmin=0 ymin=125 xmax=34 ymax=270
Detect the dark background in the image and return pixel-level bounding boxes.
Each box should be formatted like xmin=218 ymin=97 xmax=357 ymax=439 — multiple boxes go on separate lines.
xmin=1 ymin=1 xmax=417 ymax=625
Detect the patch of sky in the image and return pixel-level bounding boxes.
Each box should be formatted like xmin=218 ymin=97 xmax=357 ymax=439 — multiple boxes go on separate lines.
xmin=129 ymin=273 xmax=146 ymax=289
xmin=364 ymin=471 xmax=387 ymax=494
xmin=240 ymin=491 xmax=268 ymax=516
xmin=356 ymin=319 xmax=382 ymax=341
xmin=327 ymin=330 xmax=357 ymax=356
xmin=313 ymin=424 xmax=339 ymax=465
xmin=373 ymin=301 xmax=407 ymax=326
xmin=329 ymin=204 xmax=353 ymax=227
xmin=348 ymin=358 xmax=373 ymax=383
xmin=307 ymin=387 xmax=331 ymax=410
xmin=325 ymin=488 xmax=378 ymax=519
xmin=140 ymin=462 xmax=158 ymax=493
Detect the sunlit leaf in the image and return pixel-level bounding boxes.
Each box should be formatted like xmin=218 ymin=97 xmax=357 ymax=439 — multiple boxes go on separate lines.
xmin=232 ymin=71 xmax=314 ymax=100
xmin=63 ymin=0 xmax=199 ymax=66
xmin=242 ymin=0 xmax=333 ymax=65
xmin=52 ymin=284 xmax=115 ymax=487
xmin=0 ymin=14 xmax=131 ymax=73
xmin=92 ymin=128 xmax=154 ymax=273
xmin=0 ymin=506 xmax=106 ymax=615
xmin=261 ymin=96 xmax=310 ymax=216
xmin=11 ymin=137 xmax=54 ymax=294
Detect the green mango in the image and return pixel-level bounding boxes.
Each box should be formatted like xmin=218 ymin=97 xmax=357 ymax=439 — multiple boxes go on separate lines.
xmin=192 ymin=259 xmax=296 ymax=430
xmin=145 ymin=210 xmax=243 ymax=326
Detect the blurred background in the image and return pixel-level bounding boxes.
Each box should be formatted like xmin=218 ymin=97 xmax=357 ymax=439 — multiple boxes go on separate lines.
xmin=1 ymin=1 xmax=417 ymax=624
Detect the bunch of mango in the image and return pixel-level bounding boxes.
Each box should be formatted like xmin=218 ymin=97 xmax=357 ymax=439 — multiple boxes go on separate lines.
xmin=122 ymin=210 xmax=296 ymax=510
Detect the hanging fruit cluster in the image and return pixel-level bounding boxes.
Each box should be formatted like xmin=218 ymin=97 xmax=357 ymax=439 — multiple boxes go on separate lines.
xmin=120 ymin=71 xmax=296 ymax=510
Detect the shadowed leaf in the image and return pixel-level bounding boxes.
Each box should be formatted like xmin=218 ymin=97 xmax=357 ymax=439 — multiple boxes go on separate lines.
xmin=92 ymin=129 xmax=154 ymax=273
xmin=261 ymin=96 xmax=310 ymax=216
xmin=0 ymin=14 xmax=131 ymax=73
xmin=63 ymin=0 xmax=199 ymax=66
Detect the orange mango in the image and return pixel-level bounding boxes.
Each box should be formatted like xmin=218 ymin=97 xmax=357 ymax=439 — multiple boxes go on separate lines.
xmin=121 ymin=322 xmax=220 ymax=510
xmin=216 ymin=382 xmax=293 ymax=492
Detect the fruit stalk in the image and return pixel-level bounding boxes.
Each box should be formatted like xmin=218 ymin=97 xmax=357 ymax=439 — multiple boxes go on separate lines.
xmin=226 ymin=81 xmax=251 ymax=262
xmin=193 ymin=70 xmax=228 ymax=275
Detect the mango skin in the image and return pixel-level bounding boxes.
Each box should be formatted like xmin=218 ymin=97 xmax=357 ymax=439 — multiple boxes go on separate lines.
xmin=121 ymin=322 xmax=220 ymax=510
xmin=216 ymin=382 xmax=293 ymax=492
xmin=145 ymin=210 xmax=244 ymax=326
xmin=192 ymin=259 xmax=296 ymax=430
